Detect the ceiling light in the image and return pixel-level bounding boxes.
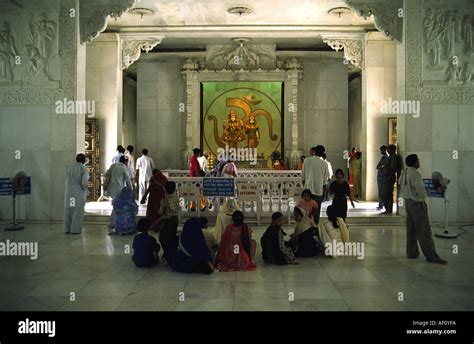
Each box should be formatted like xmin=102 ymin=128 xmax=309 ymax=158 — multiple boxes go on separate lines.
xmin=328 ymin=7 xmax=352 ymax=18
xmin=227 ymin=6 xmax=253 ymax=17
xmin=129 ymin=7 xmax=154 ymax=20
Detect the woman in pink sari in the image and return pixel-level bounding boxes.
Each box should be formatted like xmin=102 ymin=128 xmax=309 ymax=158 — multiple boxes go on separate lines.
xmin=141 ymin=169 xmax=168 ymax=231
xmin=215 ymin=210 xmax=256 ymax=271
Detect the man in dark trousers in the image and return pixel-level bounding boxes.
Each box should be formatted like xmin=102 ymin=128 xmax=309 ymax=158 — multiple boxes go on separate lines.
xmin=376 ymin=145 xmax=389 ymax=210
xmin=302 ymin=145 xmax=329 ymax=224
xmin=399 ymin=154 xmax=447 ymax=265
xmin=381 ymin=144 xmax=400 ymax=215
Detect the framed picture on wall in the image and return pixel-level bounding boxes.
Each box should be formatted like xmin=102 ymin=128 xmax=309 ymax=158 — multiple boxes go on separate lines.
xmin=388 ymin=117 xmax=397 ymax=145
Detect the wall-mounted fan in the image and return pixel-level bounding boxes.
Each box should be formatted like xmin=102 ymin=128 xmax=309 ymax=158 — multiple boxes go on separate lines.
xmin=4 ymin=171 xmax=27 ymax=231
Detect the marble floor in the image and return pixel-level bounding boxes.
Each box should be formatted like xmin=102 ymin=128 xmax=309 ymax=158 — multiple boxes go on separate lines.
xmin=0 ymin=221 xmax=473 ymax=311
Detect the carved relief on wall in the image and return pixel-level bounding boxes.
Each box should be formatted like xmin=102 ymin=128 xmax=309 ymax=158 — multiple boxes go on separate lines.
xmin=206 ymin=44 xmax=276 ymax=70
xmin=79 ymin=0 xmax=134 ymax=44
xmin=346 ymin=0 xmax=404 ymax=43
xmin=24 ymin=12 xmax=58 ymax=85
xmin=422 ymin=4 xmax=474 ymax=86
xmin=0 ymin=21 xmax=18 ymax=82
xmin=397 ymin=0 xmax=474 ymax=104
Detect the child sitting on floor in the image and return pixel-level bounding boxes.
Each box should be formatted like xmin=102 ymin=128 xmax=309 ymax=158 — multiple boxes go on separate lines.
xmin=297 ymin=189 xmax=318 ymax=219
xmin=132 ymin=218 xmax=161 ymax=267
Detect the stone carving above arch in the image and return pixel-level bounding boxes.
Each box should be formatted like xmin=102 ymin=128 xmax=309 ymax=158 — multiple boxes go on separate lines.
xmin=80 ymin=0 xmax=134 ymax=44
xmin=121 ymin=35 xmax=164 ymax=70
xmin=206 ymin=44 xmax=276 ymax=70
xmin=346 ymin=0 xmax=403 ymax=43
xmin=321 ymin=34 xmax=365 ymax=69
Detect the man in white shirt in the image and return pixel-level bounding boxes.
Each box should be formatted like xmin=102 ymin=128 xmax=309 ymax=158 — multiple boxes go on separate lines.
xmin=399 ymin=154 xmax=447 ymax=265
xmin=136 ymin=148 xmax=155 ymax=201
xmin=125 ymin=145 xmax=136 ymax=196
xmin=198 ymin=151 xmax=209 ymax=174
xmin=302 ymin=145 xmax=329 ymax=224
xmin=125 ymin=145 xmax=135 ymax=178
xmin=111 ymin=145 xmax=125 ymax=165
xmin=64 ymin=153 xmax=89 ymax=234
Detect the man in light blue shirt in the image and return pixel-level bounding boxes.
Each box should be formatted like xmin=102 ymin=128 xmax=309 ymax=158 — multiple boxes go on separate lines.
xmin=399 ymin=154 xmax=447 ymax=265
xmin=64 ymin=154 xmax=89 ymax=234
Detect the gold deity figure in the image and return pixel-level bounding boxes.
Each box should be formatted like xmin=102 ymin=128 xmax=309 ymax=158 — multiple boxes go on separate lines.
xmin=221 ymin=109 xmax=245 ymax=148
xmin=244 ymin=115 xmax=260 ymax=149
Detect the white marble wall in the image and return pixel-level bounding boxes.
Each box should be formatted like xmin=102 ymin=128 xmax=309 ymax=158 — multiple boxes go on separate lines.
xmin=397 ymin=0 xmax=474 ymax=222
xmin=86 ymin=33 xmax=123 ymax=173
xmin=402 ymin=104 xmax=474 ymax=223
xmin=302 ymin=57 xmax=349 ymax=175
xmin=0 ymin=1 xmax=83 ymax=221
xmin=136 ymin=60 xmax=185 ymax=170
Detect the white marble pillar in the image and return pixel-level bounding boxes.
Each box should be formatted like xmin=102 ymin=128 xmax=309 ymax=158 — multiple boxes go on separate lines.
xmin=287 ymin=68 xmax=303 ymax=167
xmin=86 ymin=33 xmax=123 ymax=172
xmin=361 ymin=32 xmax=397 ymax=201
xmin=181 ymin=60 xmax=200 ymax=168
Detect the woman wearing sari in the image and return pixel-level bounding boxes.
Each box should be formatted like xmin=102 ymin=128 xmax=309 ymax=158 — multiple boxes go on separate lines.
xmin=351 ymin=152 xmax=362 ymax=198
xmin=221 ymin=160 xmax=238 ymax=178
xmin=290 ymin=206 xmax=319 ymax=257
xmin=111 ymin=186 xmax=138 ymax=235
xmin=215 ymin=211 xmax=256 ymax=271
xmin=141 ymin=169 xmax=168 ymax=231
xmin=211 ymin=198 xmax=240 ymax=244
xmin=318 ymin=205 xmax=350 ymax=258
xmin=166 ymin=217 xmax=214 ymax=274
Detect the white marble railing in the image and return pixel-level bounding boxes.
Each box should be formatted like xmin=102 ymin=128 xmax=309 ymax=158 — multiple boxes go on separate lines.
xmin=167 ymin=176 xmax=305 ymax=224
xmin=163 ymin=169 xmax=302 ymax=178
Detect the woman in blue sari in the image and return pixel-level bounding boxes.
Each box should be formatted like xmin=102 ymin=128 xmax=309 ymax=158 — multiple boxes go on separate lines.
xmin=166 ymin=217 xmax=214 ymax=274
xmin=112 ymin=186 xmax=138 ymax=235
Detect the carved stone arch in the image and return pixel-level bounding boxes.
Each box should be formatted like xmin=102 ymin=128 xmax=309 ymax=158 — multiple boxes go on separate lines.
xmin=79 ymin=0 xmax=135 ymax=44
xmin=346 ymin=0 xmax=404 ymax=43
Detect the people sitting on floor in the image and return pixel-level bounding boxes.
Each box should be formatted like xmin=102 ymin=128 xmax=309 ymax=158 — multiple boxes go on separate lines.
xmin=290 ymin=206 xmax=319 ymax=257
xmin=211 ymin=198 xmax=240 ymax=244
xmin=111 ymin=186 xmax=138 ymax=235
xmin=297 ymin=189 xmax=319 ymax=219
xmin=132 ymin=218 xmax=161 ymax=267
xmin=215 ymin=210 xmax=257 ymax=271
xmin=318 ymin=205 xmax=350 ymax=258
xmin=166 ymin=217 xmax=214 ymax=274
xmin=202 ymin=219 xmax=219 ymax=260
xmin=157 ymin=181 xmax=180 ymax=258
xmin=261 ymin=212 xmax=298 ymax=265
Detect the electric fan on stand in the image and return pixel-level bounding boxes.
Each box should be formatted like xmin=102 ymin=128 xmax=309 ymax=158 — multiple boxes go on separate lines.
xmin=4 ymin=171 xmax=28 ymax=231
xmin=431 ymin=172 xmax=457 ymax=239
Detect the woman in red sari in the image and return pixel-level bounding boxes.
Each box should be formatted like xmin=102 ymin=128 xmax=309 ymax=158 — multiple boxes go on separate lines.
xmin=215 ymin=210 xmax=256 ymax=271
xmin=141 ymin=169 xmax=168 ymax=231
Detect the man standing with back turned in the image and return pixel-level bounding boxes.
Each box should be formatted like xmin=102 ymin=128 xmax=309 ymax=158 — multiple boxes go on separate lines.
xmin=302 ymin=145 xmax=329 ymax=224
xmin=64 ymin=153 xmax=89 ymax=234
xmin=399 ymin=154 xmax=447 ymax=265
